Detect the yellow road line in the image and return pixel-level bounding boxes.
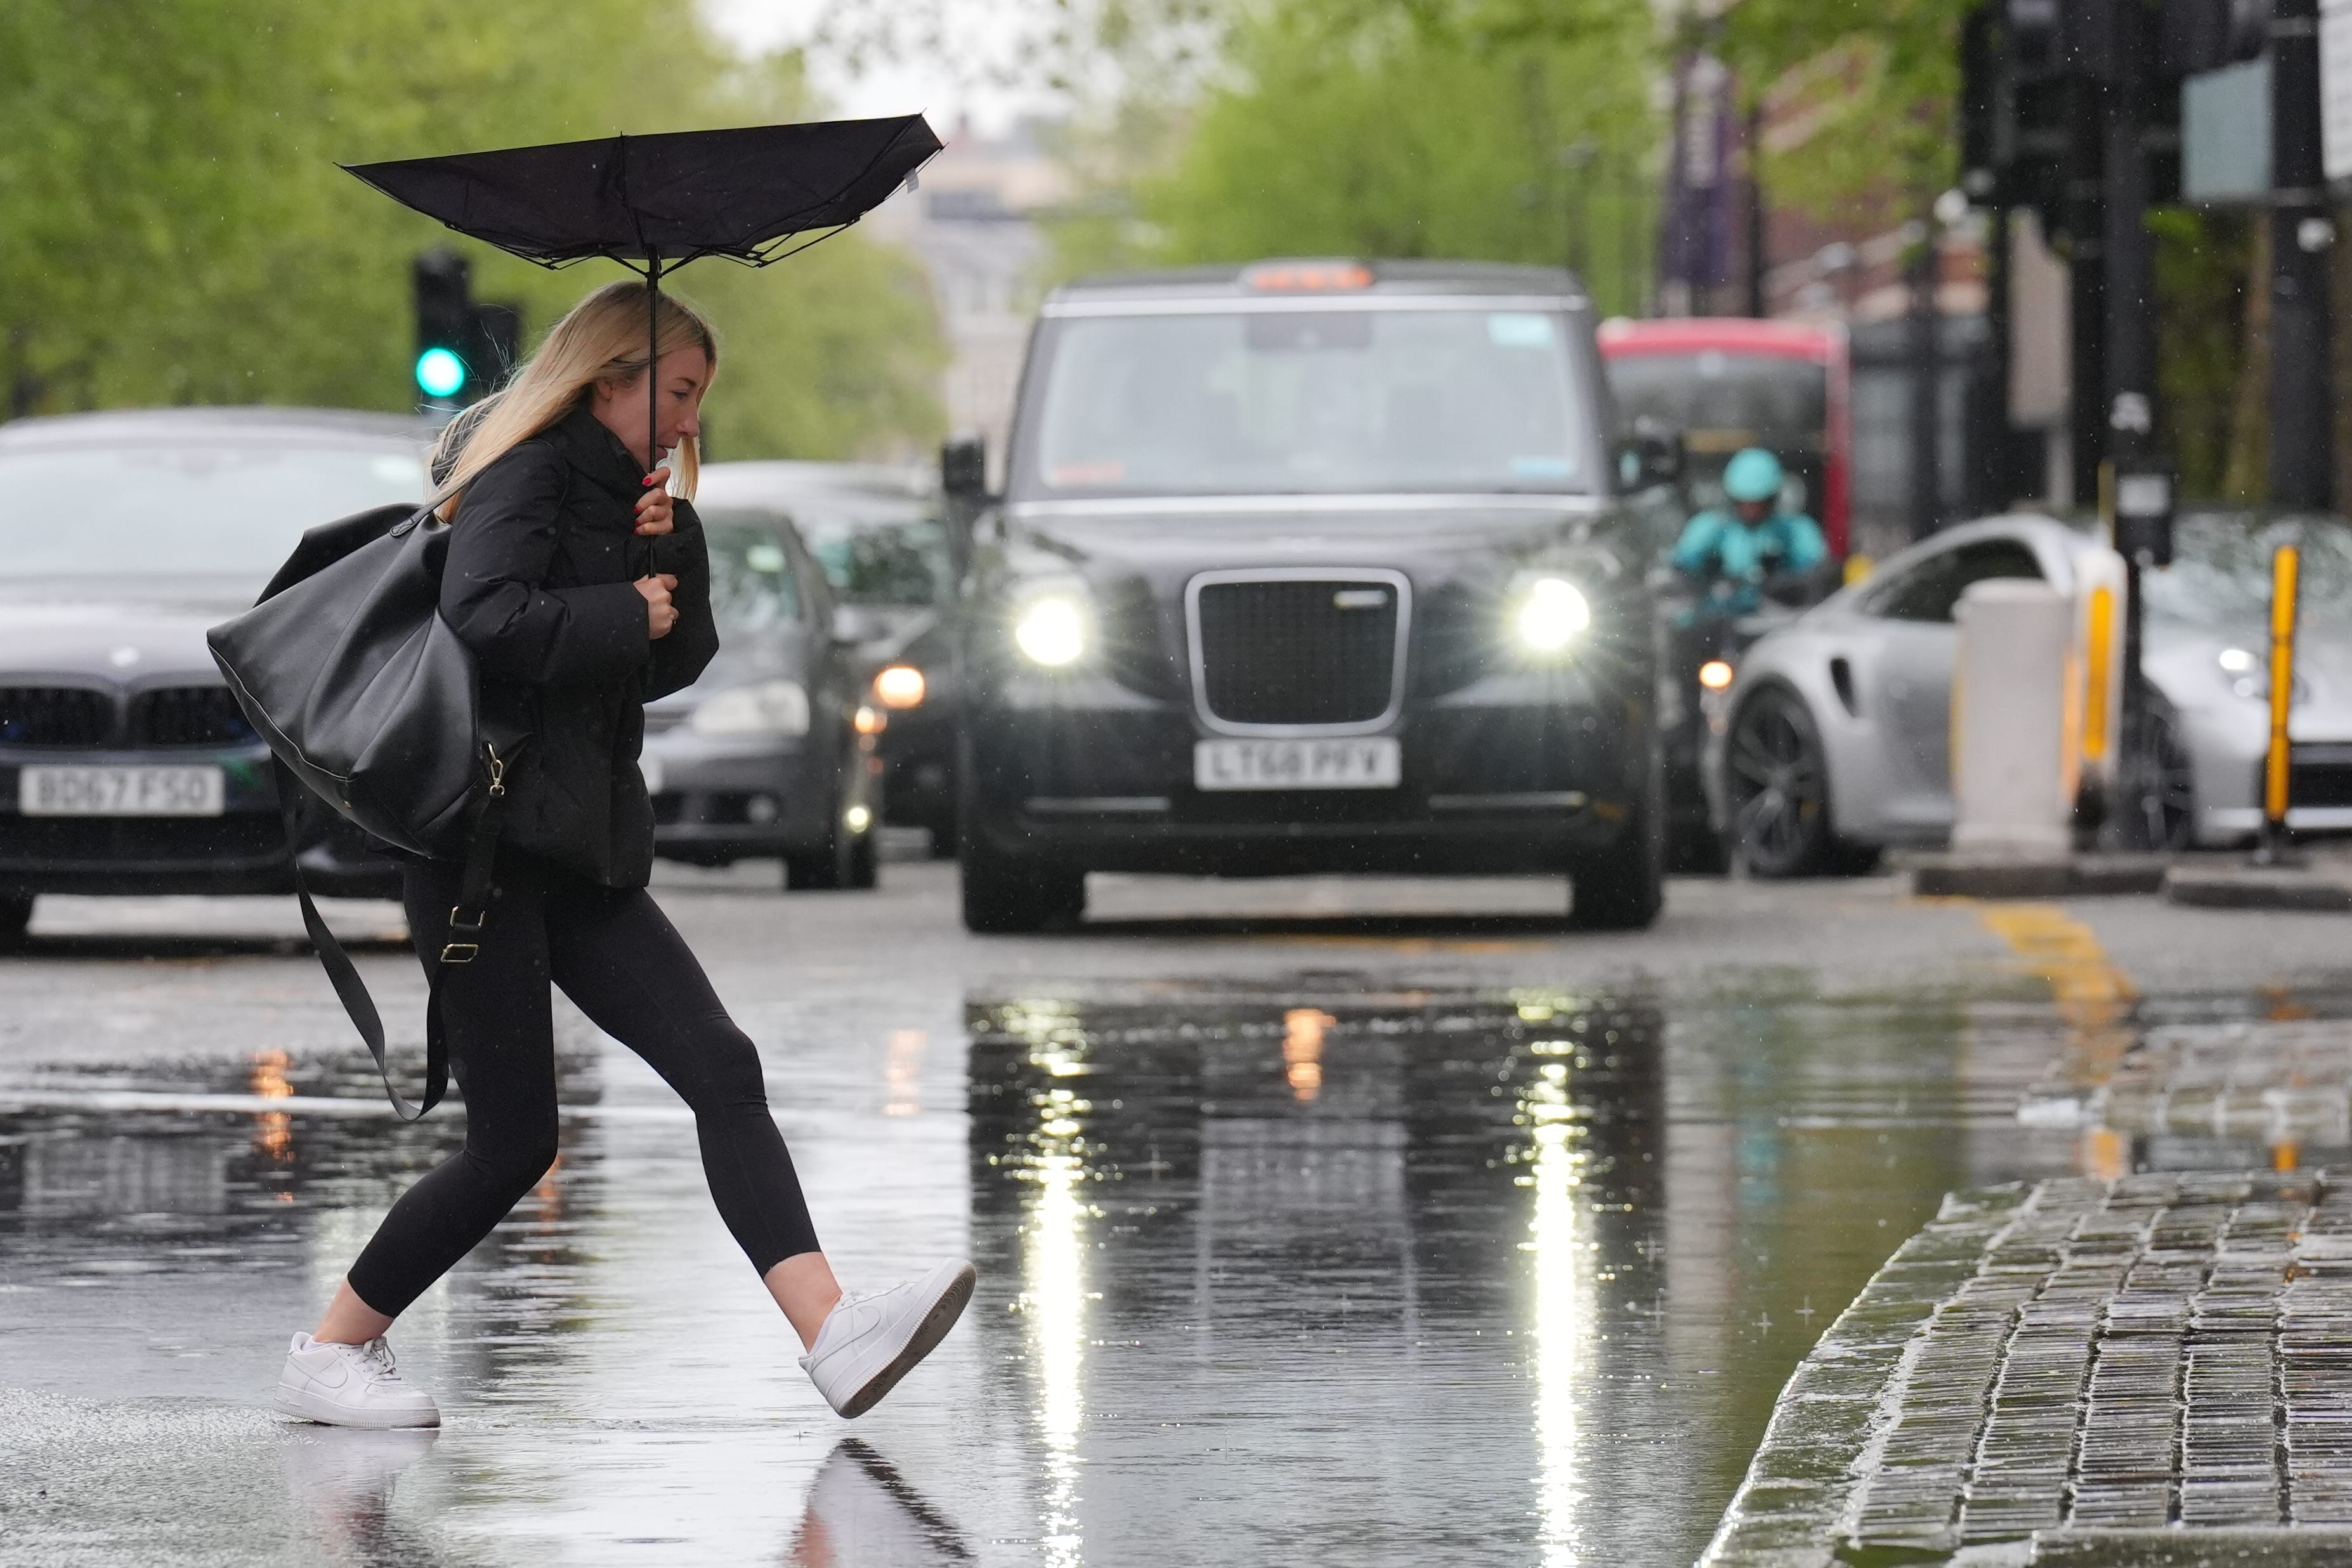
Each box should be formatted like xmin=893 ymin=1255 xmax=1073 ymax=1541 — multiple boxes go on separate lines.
xmin=1975 ymin=902 xmax=2138 ymax=1179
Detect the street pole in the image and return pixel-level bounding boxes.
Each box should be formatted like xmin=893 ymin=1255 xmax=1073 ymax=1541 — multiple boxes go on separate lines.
xmin=1980 ymin=203 xmax=2016 ymax=514
xmin=2100 ymin=0 xmax=2165 ymax=850
xmin=1907 ymin=216 xmax=1942 ymax=541
xmin=2063 ymin=73 xmax=2107 ymax=512
xmin=2272 ymin=0 xmax=2336 ymax=509
xmin=1746 ymin=101 xmax=1768 ymax=318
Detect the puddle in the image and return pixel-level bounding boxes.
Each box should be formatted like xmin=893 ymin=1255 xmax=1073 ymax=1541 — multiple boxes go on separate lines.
xmin=4 ymin=973 xmax=2335 ymax=1563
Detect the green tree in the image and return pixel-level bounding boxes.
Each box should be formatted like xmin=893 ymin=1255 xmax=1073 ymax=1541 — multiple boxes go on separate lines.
xmin=1047 ymin=0 xmax=1661 ymax=313
xmin=0 ymin=0 xmax=943 ymax=458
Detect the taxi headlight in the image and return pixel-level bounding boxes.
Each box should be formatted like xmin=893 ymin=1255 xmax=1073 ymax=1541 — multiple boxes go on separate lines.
xmin=690 ymin=679 xmax=810 ymax=738
xmin=1512 ymin=577 xmax=1591 ymax=653
xmin=873 ymin=663 xmax=927 ymax=708
xmin=1014 ymin=593 xmax=1088 ymax=667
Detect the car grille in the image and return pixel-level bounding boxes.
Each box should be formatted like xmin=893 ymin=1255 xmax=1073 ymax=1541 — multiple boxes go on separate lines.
xmin=129 ymin=686 xmax=256 ymax=747
xmin=1189 ymin=575 xmax=1406 ymax=729
xmin=0 ymin=687 xmax=114 ymax=747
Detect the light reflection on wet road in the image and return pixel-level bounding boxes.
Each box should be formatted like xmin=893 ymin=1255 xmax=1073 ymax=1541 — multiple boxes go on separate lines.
xmin=3 ymin=868 xmax=2348 ymax=1564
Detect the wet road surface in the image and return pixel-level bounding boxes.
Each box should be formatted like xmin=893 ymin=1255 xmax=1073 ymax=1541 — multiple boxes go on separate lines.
xmin=4 ymin=860 xmax=2351 ymax=1565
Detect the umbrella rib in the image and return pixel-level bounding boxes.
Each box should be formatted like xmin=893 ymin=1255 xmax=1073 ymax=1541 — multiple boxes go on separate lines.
xmin=742 ymin=223 xmax=856 ymax=268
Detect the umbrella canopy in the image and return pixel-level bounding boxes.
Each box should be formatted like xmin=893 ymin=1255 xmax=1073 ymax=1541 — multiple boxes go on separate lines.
xmin=345 ymin=117 xmax=943 ymax=466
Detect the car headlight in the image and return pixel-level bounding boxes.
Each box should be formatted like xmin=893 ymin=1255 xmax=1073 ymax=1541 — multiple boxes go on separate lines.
xmin=1014 ymin=592 xmax=1088 ymax=667
xmin=1512 ymin=576 xmax=1592 ymax=653
xmin=689 ymin=679 xmax=810 ymax=738
xmin=2219 ymin=647 xmax=2311 ymax=706
xmin=873 ymin=663 xmax=927 ymax=708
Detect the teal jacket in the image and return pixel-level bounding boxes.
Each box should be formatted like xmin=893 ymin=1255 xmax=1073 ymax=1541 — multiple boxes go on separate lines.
xmin=1671 ymin=509 xmax=1827 ymax=615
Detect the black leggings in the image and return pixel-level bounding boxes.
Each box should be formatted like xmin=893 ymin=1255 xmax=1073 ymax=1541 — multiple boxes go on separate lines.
xmin=346 ymin=852 xmax=820 ymax=1318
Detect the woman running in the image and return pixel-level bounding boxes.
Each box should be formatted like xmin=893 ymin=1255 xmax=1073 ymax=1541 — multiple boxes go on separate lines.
xmin=274 ymin=280 xmax=973 ymax=1429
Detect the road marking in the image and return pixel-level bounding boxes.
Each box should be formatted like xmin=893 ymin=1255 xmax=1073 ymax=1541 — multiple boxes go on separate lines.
xmin=1973 ymin=902 xmax=2138 ymax=1177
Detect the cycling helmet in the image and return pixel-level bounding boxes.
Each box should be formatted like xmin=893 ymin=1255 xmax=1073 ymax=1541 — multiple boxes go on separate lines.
xmin=1722 ymin=447 xmax=1784 ymax=504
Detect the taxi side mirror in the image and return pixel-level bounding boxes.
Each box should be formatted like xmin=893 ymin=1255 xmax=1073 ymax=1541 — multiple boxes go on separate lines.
xmin=939 ymin=434 xmax=988 ymax=585
xmin=941 ymin=434 xmax=987 ymax=502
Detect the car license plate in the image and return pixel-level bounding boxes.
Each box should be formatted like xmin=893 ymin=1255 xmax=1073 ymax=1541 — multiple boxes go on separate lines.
xmin=17 ymin=765 xmax=225 ymax=817
xmin=1194 ymin=738 xmax=1401 ymax=791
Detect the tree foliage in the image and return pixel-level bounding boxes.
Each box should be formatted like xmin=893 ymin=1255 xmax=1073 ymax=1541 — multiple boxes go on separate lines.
xmin=1713 ymin=0 xmax=1971 ymax=221
xmin=0 ymin=0 xmax=944 ymax=459
xmin=1054 ymin=0 xmax=1662 ymax=314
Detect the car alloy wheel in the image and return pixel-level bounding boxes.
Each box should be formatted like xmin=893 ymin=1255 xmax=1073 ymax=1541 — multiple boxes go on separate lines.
xmin=1725 ymin=686 xmax=1836 ymax=878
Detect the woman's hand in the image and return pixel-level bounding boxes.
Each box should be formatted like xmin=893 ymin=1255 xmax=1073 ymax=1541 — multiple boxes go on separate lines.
xmin=636 ymin=573 xmax=679 ymax=640
xmin=636 ymin=468 xmax=676 ymax=537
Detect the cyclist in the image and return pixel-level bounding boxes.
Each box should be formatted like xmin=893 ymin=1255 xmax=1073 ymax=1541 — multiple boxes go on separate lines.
xmin=1669 ymin=447 xmax=1827 ymax=619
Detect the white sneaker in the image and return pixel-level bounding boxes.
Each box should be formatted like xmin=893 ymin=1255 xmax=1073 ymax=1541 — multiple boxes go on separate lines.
xmin=800 ymin=1260 xmax=976 ymax=1419
xmin=275 ymin=1333 xmax=441 ymax=1429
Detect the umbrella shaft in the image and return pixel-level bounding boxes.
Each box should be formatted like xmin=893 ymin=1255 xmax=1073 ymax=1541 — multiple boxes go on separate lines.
xmin=646 ymin=251 xmax=663 ymax=480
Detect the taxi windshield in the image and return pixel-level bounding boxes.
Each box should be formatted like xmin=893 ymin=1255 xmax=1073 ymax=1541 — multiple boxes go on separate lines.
xmin=1019 ymin=307 xmax=1590 ymax=497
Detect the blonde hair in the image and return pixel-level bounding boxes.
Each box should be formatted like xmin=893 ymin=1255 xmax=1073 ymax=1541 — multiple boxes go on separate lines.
xmin=431 ymin=279 xmax=719 ymax=520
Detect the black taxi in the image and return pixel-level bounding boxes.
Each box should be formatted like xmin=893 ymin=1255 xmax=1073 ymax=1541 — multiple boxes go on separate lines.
xmin=946 ymin=259 xmax=1667 ymax=932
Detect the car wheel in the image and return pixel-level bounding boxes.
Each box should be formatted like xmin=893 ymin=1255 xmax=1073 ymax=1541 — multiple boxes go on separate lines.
xmin=846 ymin=825 xmax=879 ymax=889
xmin=2115 ymin=688 xmax=2196 ymax=851
xmin=959 ymin=821 xmax=1085 ymax=934
xmin=1567 ymin=738 xmax=1665 ymax=931
xmin=0 ymin=892 xmax=31 ymax=950
xmin=784 ymin=783 xmax=878 ymax=892
xmin=1725 ymin=686 xmax=1843 ymax=879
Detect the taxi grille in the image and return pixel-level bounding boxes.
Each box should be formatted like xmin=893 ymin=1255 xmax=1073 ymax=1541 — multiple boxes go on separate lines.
xmin=129 ymin=686 xmax=256 ymax=747
xmin=0 ymin=687 xmax=113 ymax=747
xmin=1191 ymin=576 xmax=1404 ymax=728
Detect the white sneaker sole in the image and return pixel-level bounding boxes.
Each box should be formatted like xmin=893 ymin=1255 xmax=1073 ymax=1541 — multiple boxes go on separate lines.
xmin=275 ymin=1382 xmax=441 ymax=1430
xmin=835 ymin=1261 xmax=976 ymax=1420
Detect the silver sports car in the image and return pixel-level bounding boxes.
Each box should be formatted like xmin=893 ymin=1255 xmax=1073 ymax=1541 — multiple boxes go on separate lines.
xmin=1705 ymin=510 xmax=2352 ymax=874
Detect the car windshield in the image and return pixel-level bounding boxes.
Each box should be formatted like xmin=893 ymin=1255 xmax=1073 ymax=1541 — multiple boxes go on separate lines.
xmin=790 ymin=502 xmax=950 ymax=608
xmin=699 ymin=519 xmax=803 ymax=631
xmin=1021 ymin=307 xmax=1591 ymax=497
xmin=2143 ymin=512 xmax=2352 ymax=633
xmin=0 ymin=440 xmax=427 ymax=576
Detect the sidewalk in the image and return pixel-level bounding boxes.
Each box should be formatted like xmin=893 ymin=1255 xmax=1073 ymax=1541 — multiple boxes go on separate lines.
xmin=1703 ymin=1172 xmax=2352 ymax=1567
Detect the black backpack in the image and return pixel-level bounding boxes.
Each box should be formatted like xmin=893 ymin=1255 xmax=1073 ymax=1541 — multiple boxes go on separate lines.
xmin=207 ymin=502 xmax=522 ymax=1119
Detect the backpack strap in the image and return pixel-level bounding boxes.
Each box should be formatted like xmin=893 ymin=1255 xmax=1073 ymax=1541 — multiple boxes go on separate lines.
xmin=273 ymin=748 xmax=508 ymax=1121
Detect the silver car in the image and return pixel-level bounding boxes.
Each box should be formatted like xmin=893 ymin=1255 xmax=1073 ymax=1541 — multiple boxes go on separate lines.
xmin=1705 ymin=510 xmax=2352 ymax=873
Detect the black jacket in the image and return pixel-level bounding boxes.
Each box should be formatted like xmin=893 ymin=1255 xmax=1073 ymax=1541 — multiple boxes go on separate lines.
xmin=441 ymin=400 xmax=718 ymax=886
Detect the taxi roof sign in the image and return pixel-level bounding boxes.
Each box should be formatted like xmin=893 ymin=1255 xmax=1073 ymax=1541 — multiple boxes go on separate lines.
xmin=1242 ymin=259 xmax=1373 ymax=292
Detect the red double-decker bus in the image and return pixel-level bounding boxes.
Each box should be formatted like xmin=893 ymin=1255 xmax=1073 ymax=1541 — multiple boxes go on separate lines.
xmin=1597 ymin=317 xmax=1852 ymax=559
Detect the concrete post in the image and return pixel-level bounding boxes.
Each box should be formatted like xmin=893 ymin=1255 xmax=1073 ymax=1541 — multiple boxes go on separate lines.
xmin=1952 ymin=578 xmax=2077 ymax=858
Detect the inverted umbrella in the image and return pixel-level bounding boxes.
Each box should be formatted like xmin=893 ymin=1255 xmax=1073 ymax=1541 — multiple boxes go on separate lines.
xmin=344 ymin=116 xmax=943 ymax=469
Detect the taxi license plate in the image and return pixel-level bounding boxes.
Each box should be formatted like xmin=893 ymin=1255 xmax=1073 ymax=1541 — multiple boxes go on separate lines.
xmin=18 ymin=765 xmax=226 ymax=817
xmin=1194 ymin=738 xmax=1401 ymax=792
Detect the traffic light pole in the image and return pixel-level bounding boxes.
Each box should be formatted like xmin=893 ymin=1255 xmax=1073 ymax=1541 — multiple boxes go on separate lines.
xmin=2063 ymin=74 xmax=2108 ymax=513
xmin=2271 ymin=0 xmax=2334 ymax=509
xmin=2099 ymin=0 xmax=2167 ymax=850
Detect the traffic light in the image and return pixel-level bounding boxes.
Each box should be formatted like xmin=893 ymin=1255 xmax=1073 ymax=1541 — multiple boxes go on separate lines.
xmin=413 ymin=249 xmax=473 ymax=408
xmin=411 ymin=249 xmax=524 ymax=410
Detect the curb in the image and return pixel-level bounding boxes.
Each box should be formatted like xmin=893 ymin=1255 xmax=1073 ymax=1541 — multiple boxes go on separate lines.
xmin=2164 ymin=866 xmax=2352 ymax=911
xmin=1909 ymin=854 xmax=2171 ymax=899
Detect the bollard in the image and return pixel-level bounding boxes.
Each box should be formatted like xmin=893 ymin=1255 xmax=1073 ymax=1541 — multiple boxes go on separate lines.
xmin=2256 ymin=543 xmax=2303 ymax=866
xmin=1952 ymin=578 xmax=2076 ymax=858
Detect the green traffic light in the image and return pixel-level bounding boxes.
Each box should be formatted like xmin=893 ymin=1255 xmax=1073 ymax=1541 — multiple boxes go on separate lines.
xmin=415 ymin=346 xmax=467 ymax=399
